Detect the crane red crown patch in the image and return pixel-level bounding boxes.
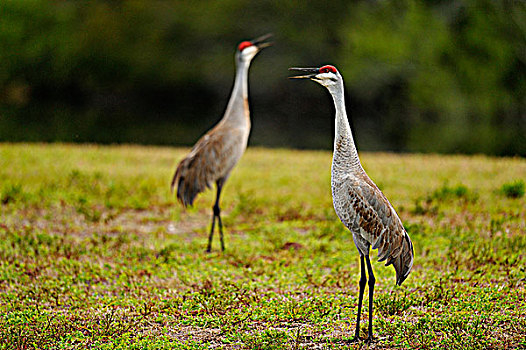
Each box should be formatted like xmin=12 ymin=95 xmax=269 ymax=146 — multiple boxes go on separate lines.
xmin=319 ymin=65 xmax=337 ymax=73
xmin=238 ymin=41 xmax=253 ymax=51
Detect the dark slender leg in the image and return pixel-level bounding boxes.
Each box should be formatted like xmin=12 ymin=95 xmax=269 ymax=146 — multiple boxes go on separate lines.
xmin=353 ymin=255 xmax=367 ymax=342
xmin=206 ymin=213 xmax=216 ymax=253
xmin=217 ymin=210 xmax=224 ymax=251
xmin=207 ymin=181 xmax=224 ymax=253
xmin=365 ymin=255 xmax=376 ymax=343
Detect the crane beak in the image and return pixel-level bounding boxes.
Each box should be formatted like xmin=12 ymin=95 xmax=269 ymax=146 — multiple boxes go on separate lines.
xmin=288 ymin=67 xmax=320 ymax=79
xmin=251 ymin=33 xmax=273 ymax=50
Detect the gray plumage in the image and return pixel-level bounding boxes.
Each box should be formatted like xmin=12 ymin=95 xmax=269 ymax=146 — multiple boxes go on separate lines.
xmin=290 ymin=64 xmax=414 ymax=342
xmin=172 ymin=124 xmax=249 ymax=207
xmin=171 ymin=35 xmax=271 ymax=252
xmin=331 ymin=141 xmax=414 ymax=285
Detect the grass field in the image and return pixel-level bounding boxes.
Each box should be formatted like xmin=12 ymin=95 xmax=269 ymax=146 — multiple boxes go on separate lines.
xmin=1 ymin=143 xmax=525 ymax=349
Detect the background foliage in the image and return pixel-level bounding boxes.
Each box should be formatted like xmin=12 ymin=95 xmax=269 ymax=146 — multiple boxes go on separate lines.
xmin=0 ymin=0 xmax=524 ymax=155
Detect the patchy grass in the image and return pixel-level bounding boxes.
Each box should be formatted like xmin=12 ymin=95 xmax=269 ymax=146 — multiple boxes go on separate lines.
xmin=0 ymin=143 xmax=525 ymax=349
xmin=499 ymin=180 xmax=525 ymax=199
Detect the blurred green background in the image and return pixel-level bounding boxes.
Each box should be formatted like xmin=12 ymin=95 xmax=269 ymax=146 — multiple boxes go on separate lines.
xmin=0 ymin=0 xmax=524 ymax=155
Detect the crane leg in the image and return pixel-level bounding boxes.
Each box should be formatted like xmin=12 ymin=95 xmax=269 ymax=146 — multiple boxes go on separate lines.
xmin=352 ymin=255 xmax=367 ymax=342
xmin=207 ymin=212 xmax=216 ymax=253
xmin=207 ymin=181 xmax=224 ymax=253
xmin=217 ymin=208 xmax=224 ymax=252
xmin=365 ymin=255 xmax=376 ymax=343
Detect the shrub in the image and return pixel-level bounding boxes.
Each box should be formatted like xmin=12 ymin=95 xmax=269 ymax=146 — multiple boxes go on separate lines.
xmin=499 ymin=180 xmax=525 ymax=199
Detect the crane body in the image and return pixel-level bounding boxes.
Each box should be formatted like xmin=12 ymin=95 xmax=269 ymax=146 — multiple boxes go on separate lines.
xmin=172 ymin=34 xmax=271 ymax=252
xmin=290 ymin=65 xmax=414 ymax=342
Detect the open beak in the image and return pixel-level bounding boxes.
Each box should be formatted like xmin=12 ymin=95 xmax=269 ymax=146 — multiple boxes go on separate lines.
xmin=288 ymin=67 xmax=319 ymax=79
xmin=251 ymin=33 xmax=273 ymax=50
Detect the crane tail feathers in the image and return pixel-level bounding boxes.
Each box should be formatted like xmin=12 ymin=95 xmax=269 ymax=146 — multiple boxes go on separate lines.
xmin=171 ymin=156 xmax=210 ymax=208
xmin=373 ymin=227 xmax=414 ymax=286
xmin=393 ymin=232 xmax=414 ymax=286
xmin=175 ymin=174 xmax=200 ymax=208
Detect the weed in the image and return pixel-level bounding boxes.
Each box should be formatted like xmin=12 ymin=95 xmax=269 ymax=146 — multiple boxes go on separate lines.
xmin=1 ymin=183 xmax=23 ymax=204
xmin=242 ymin=329 xmax=290 ymax=350
xmin=428 ymin=182 xmax=478 ymax=203
xmin=375 ymin=291 xmax=414 ymax=316
xmin=499 ymin=180 xmax=525 ymax=198
xmin=412 ymin=196 xmax=438 ymax=215
xmin=0 ymin=144 xmax=524 ymax=349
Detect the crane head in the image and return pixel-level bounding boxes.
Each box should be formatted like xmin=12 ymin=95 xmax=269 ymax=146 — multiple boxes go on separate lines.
xmin=236 ymin=33 xmax=272 ymax=62
xmin=288 ymin=65 xmax=341 ymax=89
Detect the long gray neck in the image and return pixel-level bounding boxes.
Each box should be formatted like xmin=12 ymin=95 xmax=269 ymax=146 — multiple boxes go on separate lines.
xmin=330 ymin=82 xmax=362 ymax=176
xmin=220 ymin=60 xmax=251 ymax=129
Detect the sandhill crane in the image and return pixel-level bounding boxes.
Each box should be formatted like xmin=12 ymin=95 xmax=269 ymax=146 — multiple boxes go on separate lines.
xmin=289 ymin=65 xmax=414 ymax=342
xmin=171 ymin=34 xmax=271 ymax=253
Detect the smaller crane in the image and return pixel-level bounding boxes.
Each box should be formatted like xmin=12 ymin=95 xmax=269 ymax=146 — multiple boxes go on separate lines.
xmin=171 ymin=34 xmax=271 ymax=253
xmin=289 ymin=65 xmax=414 ymax=342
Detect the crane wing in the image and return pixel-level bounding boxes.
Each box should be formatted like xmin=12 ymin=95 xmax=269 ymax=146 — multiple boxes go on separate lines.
xmin=171 ymin=127 xmax=246 ymax=207
xmin=336 ymin=175 xmax=414 ymax=285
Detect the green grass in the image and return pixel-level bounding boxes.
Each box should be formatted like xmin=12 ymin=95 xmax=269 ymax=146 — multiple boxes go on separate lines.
xmin=1 ymin=143 xmax=525 ymax=349
xmin=499 ymin=180 xmax=525 ymax=199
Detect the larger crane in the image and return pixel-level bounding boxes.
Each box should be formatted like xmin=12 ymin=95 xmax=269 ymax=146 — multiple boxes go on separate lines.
xmin=289 ymin=65 xmax=414 ymax=342
xmin=171 ymin=34 xmax=271 ymax=253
